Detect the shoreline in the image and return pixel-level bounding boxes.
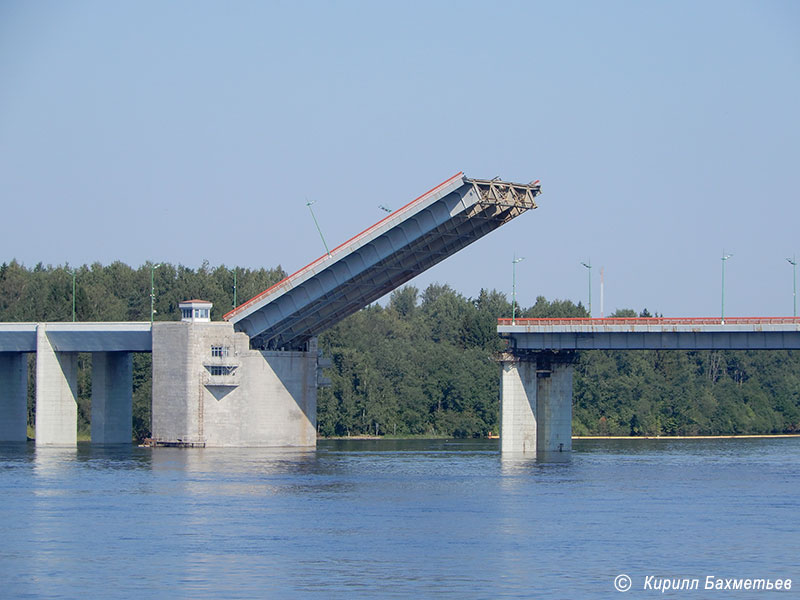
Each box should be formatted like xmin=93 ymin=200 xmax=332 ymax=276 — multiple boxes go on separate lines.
xmin=321 ymin=433 xmax=800 ymax=441
xmin=573 ymin=434 xmax=799 ymax=440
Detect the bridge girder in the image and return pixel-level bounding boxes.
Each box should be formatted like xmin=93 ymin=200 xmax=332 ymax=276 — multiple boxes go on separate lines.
xmin=226 ymin=173 xmax=541 ymax=350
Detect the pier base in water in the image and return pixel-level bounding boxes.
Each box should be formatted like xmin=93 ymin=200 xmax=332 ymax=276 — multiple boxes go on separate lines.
xmin=500 ymin=351 xmax=573 ymax=453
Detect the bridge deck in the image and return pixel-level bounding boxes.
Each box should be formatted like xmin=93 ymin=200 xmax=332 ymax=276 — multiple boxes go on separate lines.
xmin=0 ymin=323 xmax=152 ymax=352
xmin=226 ymin=173 xmax=541 ymax=350
xmin=498 ymin=318 xmax=800 ymax=350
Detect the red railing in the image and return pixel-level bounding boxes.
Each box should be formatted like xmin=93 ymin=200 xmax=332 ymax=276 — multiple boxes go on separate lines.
xmin=497 ymin=317 xmax=800 ymax=326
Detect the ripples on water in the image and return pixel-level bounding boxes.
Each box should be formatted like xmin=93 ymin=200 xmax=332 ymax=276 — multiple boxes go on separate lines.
xmin=1 ymin=438 xmax=798 ymax=598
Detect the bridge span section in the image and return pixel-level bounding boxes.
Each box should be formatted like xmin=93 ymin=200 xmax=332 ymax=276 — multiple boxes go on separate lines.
xmin=0 ymin=322 xmax=151 ymax=445
xmin=498 ymin=317 xmax=800 ymax=351
xmin=225 ymin=173 xmax=541 ymax=350
xmin=496 ymin=318 xmax=800 ymax=454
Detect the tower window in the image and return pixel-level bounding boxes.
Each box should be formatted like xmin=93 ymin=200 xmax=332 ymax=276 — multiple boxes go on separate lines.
xmin=207 ymin=365 xmax=236 ymax=376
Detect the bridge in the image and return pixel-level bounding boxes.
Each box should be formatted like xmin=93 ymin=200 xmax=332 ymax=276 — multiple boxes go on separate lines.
xmin=5 ymin=169 xmax=796 ymax=452
xmin=0 ymin=323 xmax=151 ymax=445
xmin=497 ymin=318 xmax=800 ymax=454
xmin=1 ymin=173 xmax=542 ymax=447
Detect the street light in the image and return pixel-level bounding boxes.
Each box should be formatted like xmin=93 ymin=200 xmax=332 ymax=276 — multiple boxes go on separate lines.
xmin=581 ymin=261 xmax=592 ymax=317
xmin=232 ymin=267 xmax=238 ymax=308
xmin=71 ymin=270 xmax=76 ymax=322
xmin=721 ymin=252 xmax=732 ymax=324
xmin=512 ymin=256 xmax=525 ymax=324
xmin=150 ymin=263 xmax=161 ymax=323
xmin=787 ymin=255 xmax=797 ymax=318
xmin=306 ymin=199 xmax=331 ymax=257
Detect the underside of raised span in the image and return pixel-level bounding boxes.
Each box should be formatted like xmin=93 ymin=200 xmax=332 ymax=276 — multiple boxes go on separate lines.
xmin=225 ymin=173 xmax=542 ymax=350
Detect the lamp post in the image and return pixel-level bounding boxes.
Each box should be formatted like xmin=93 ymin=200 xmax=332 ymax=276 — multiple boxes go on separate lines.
xmin=512 ymin=256 xmax=525 ymax=324
xmin=232 ymin=267 xmax=238 ymax=308
xmin=150 ymin=263 xmax=161 ymax=323
xmin=581 ymin=261 xmax=592 ymax=317
xmin=306 ymin=200 xmax=331 ymax=257
xmin=721 ymin=252 xmax=732 ymax=324
xmin=71 ymin=270 xmax=76 ymax=322
xmin=787 ymin=256 xmax=797 ymax=318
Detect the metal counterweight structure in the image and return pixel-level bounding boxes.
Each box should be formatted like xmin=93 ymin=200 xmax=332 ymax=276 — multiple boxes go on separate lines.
xmin=224 ymin=173 xmax=542 ymax=350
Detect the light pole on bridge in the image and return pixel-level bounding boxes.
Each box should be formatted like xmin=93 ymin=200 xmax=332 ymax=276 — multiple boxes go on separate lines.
xmin=232 ymin=267 xmax=238 ymax=309
xmin=512 ymin=256 xmax=525 ymax=324
xmin=581 ymin=261 xmax=592 ymax=317
xmin=787 ymin=256 xmax=797 ymax=318
xmin=71 ymin=269 xmax=76 ymax=322
xmin=721 ymin=252 xmax=732 ymax=324
xmin=150 ymin=263 xmax=161 ymax=323
xmin=306 ymin=199 xmax=331 ymax=258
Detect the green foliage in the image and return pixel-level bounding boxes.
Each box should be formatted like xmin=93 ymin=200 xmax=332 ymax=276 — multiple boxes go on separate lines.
xmin=3 ymin=259 xmax=799 ymax=440
xmin=572 ymin=349 xmax=800 ymax=435
xmin=318 ymin=285 xmax=521 ymax=438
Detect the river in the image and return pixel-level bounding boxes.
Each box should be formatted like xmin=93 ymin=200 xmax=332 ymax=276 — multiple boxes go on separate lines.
xmin=1 ymin=437 xmax=798 ymax=598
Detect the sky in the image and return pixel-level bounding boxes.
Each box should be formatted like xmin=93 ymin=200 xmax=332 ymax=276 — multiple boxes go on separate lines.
xmin=1 ymin=0 xmax=799 ymax=318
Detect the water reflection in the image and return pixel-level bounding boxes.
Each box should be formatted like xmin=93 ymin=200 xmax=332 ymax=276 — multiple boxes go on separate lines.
xmin=150 ymin=446 xmax=319 ymax=477
xmin=149 ymin=446 xmax=330 ymax=499
xmin=500 ymin=450 xmax=572 ymax=476
xmin=33 ymin=445 xmax=78 ymax=477
xmin=501 ymin=450 xmax=572 ymax=466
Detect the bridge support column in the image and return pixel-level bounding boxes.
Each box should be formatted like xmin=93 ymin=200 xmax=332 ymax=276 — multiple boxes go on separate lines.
xmin=0 ymin=353 xmax=28 ymax=441
xmin=500 ymin=351 xmax=574 ymax=453
xmin=35 ymin=326 xmax=78 ymax=446
xmin=91 ymin=352 xmax=132 ymax=444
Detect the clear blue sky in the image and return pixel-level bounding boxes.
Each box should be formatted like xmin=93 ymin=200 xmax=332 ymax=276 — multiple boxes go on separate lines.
xmin=1 ymin=1 xmax=798 ymax=317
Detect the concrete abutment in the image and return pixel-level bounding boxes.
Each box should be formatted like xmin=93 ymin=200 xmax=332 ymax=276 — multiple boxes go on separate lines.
xmin=500 ymin=351 xmax=574 ymax=454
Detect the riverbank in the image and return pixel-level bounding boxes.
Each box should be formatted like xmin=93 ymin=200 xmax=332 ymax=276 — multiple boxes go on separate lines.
xmin=322 ymin=433 xmax=451 ymax=441
xmin=574 ymin=434 xmax=799 ymax=440
xmin=322 ymin=433 xmax=800 ymax=441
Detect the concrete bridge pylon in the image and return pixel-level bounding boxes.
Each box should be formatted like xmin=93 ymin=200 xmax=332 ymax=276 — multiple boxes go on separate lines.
xmin=498 ymin=318 xmax=800 ymax=453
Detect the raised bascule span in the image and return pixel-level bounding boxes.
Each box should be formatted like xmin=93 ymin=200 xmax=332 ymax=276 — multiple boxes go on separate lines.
xmin=224 ymin=172 xmax=542 ymax=350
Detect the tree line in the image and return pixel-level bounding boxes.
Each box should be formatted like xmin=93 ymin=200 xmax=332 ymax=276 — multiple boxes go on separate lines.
xmin=2 ymin=260 xmax=799 ymax=440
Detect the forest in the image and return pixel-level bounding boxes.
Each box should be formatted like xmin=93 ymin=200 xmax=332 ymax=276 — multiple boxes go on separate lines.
xmin=2 ymin=259 xmax=799 ymax=440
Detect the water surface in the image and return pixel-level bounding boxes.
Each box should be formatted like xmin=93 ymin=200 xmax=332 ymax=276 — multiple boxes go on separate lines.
xmin=1 ymin=438 xmax=798 ymax=598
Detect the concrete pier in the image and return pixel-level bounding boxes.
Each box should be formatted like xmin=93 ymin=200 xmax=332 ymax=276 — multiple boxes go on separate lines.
xmin=535 ymin=356 xmax=573 ymax=453
xmin=151 ymin=319 xmax=319 ymax=447
xmin=500 ymin=351 xmax=573 ymax=454
xmin=91 ymin=352 xmax=133 ymax=444
xmin=0 ymin=353 xmax=28 ymax=441
xmin=35 ymin=325 xmax=78 ymax=446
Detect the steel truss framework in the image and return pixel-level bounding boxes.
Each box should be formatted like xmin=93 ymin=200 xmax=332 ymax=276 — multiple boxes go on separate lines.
xmin=225 ymin=173 xmax=541 ymax=350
